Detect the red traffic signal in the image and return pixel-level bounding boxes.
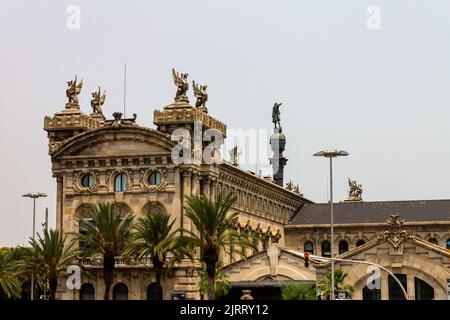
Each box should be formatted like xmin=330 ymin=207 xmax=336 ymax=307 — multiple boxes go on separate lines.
xmin=304 ymin=252 xmax=310 ymax=268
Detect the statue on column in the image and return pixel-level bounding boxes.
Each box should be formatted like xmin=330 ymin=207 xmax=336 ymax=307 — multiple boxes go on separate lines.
xmin=272 ymin=102 xmax=282 ymax=129
xmin=66 ymin=75 xmax=83 ymax=107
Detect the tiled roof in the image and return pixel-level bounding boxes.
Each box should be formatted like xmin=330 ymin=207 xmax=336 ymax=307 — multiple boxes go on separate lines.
xmin=289 ymin=199 xmax=450 ymax=225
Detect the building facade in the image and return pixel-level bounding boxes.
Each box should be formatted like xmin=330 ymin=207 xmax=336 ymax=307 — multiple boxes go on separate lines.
xmin=44 ymin=75 xmax=309 ymax=300
xmin=44 ymin=74 xmax=450 ymax=300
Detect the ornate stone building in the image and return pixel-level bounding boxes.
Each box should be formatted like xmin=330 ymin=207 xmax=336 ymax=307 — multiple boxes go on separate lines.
xmin=44 ymin=74 xmax=309 ymax=300
xmin=286 ymin=201 xmax=450 ymax=300
xmin=44 ymin=74 xmax=450 ymax=300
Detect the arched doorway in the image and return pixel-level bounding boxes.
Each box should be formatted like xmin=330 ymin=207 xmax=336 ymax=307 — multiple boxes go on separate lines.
xmin=414 ymin=277 xmax=434 ymax=300
xmin=362 ymin=285 xmax=381 ymax=300
xmin=113 ymin=283 xmax=129 ymax=300
xmin=79 ymin=283 xmax=95 ymax=300
xmin=147 ymin=282 xmax=163 ymax=300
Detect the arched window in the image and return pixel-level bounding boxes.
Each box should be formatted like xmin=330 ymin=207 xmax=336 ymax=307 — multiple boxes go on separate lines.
xmin=321 ymin=240 xmax=331 ymax=258
xmin=446 ymin=238 xmax=450 ymax=250
xmin=113 ymin=283 xmax=128 ymax=300
xmin=81 ymin=174 xmax=94 ymax=189
xmin=79 ymin=224 xmax=93 ymax=249
xmin=338 ymin=240 xmax=348 ymax=254
xmin=148 ymin=171 xmax=161 ymax=186
xmin=388 ymin=274 xmax=407 ymax=300
xmin=142 ymin=202 xmax=165 ymax=216
xmin=414 ymin=277 xmax=434 ymax=300
xmin=147 ymin=283 xmax=163 ymax=300
xmin=75 ymin=205 xmax=94 ymax=249
xmin=80 ymin=283 xmax=95 ymax=300
xmin=428 ymin=237 xmax=438 ymax=245
xmin=356 ymin=239 xmax=366 ymax=247
xmin=304 ymin=241 xmax=314 ymax=254
xmin=114 ymin=173 xmax=128 ymax=192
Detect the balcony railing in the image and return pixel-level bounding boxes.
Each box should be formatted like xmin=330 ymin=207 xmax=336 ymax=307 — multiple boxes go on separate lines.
xmin=80 ymin=256 xmax=153 ymax=267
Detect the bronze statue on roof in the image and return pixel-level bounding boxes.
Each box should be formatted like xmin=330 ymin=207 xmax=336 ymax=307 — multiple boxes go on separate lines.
xmin=66 ymin=75 xmax=83 ymax=106
xmin=90 ymin=87 xmax=106 ymax=115
xmin=172 ymin=68 xmax=189 ymax=101
xmin=192 ymin=80 xmax=208 ymax=110
xmin=347 ymin=178 xmax=363 ymax=201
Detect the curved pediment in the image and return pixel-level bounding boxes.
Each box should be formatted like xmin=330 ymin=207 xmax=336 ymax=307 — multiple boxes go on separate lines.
xmin=52 ymin=125 xmax=175 ymax=158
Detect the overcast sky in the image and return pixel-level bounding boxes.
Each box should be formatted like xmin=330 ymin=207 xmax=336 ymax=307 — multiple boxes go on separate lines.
xmin=1 ymin=1 xmax=450 ymax=246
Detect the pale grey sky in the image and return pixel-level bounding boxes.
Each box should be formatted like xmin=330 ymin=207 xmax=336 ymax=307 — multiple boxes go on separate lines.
xmin=1 ymin=1 xmax=450 ymax=246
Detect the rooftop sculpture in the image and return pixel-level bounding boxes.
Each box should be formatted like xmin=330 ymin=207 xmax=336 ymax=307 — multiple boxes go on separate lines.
xmin=192 ymin=80 xmax=208 ymax=111
xmin=347 ymin=178 xmax=363 ymax=201
xmin=172 ymin=68 xmax=189 ymax=101
xmin=90 ymin=87 xmax=106 ymax=116
xmin=66 ymin=75 xmax=83 ymax=107
xmin=230 ymin=146 xmax=241 ymax=166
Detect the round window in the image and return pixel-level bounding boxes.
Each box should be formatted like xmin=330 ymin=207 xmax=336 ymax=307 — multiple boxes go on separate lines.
xmin=148 ymin=171 xmax=161 ymax=186
xmin=81 ymin=174 xmax=94 ymax=188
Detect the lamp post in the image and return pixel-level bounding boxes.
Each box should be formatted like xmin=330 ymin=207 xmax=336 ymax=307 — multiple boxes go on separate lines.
xmin=22 ymin=192 xmax=47 ymax=300
xmin=313 ymin=150 xmax=348 ymax=300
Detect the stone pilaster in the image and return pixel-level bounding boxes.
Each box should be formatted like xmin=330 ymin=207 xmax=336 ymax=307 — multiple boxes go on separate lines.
xmin=56 ymin=175 xmax=63 ymax=233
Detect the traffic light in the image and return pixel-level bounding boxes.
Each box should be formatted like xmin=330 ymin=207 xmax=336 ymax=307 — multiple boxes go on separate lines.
xmin=304 ymin=252 xmax=310 ymax=268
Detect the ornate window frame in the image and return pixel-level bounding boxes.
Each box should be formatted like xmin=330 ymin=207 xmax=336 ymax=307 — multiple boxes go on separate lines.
xmin=111 ymin=170 xmax=130 ymax=192
xmin=76 ymin=171 xmax=97 ymax=192
xmin=143 ymin=168 xmax=166 ymax=191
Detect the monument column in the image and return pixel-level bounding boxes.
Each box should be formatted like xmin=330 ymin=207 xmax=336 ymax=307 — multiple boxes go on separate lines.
xmin=269 ymin=103 xmax=288 ymax=187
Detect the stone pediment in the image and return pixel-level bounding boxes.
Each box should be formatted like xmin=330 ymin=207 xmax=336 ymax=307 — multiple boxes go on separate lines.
xmin=52 ymin=126 xmax=175 ymax=158
xmin=223 ymin=244 xmax=316 ymax=282
xmin=314 ymin=233 xmax=450 ymax=270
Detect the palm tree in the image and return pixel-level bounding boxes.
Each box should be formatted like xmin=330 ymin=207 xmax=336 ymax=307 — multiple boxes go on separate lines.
xmin=318 ymin=268 xmax=355 ymax=300
xmin=281 ymin=283 xmax=317 ymax=300
xmin=198 ymin=261 xmax=230 ymax=299
xmin=0 ymin=248 xmax=22 ymax=299
xmin=74 ymin=202 xmax=134 ymax=300
xmin=183 ymin=191 xmax=255 ymax=300
xmin=26 ymin=228 xmax=79 ymax=300
xmin=124 ymin=211 xmax=190 ymax=300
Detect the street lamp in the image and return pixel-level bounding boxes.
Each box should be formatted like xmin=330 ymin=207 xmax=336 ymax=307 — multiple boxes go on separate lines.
xmin=22 ymin=192 xmax=47 ymax=300
xmin=313 ymin=149 xmax=349 ymax=300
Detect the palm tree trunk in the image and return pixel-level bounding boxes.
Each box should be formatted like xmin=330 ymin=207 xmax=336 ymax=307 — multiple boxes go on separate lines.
xmin=103 ymin=256 xmax=115 ymax=300
xmin=204 ymin=252 xmax=218 ymax=300
xmin=152 ymin=257 xmax=164 ymax=300
xmin=49 ymin=277 xmax=58 ymax=300
xmin=207 ymin=275 xmax=215 ymax=301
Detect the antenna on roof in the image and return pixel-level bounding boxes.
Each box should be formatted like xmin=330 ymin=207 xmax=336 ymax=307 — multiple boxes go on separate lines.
xmin=123 ymin=63 xmax=127 ymax=117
